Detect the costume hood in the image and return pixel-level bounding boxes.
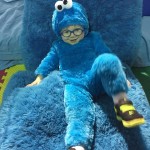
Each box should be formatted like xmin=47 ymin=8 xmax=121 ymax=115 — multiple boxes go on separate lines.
xmin=52 ymin=0 xmax=89 ymax=37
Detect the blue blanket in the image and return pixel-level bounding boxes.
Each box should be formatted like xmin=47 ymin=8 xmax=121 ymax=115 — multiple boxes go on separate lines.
xmin=1 ymin=0 xmax=149 ymax=149
xmin=0 ymin=67 xmax=150 ymax=150
xmin=0 ymin=0 xmax=24 ymax=70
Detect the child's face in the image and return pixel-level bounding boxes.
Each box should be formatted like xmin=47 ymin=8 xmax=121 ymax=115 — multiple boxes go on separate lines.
xmin=61 ymin=25 xmax=85 ymax=45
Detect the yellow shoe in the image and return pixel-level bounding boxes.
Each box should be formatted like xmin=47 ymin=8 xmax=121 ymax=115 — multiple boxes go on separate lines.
xmin=0 ymin=64 xmax=26 ymax=104
xmin=114 ymin=99 xmax=145 ymax=128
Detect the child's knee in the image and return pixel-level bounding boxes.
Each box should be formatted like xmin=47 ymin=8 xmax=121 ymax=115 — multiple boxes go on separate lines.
xmin=97 ymin=53 xmax=120 ymax=67
xmin=92 ymin=53 xmax=122 ymax=75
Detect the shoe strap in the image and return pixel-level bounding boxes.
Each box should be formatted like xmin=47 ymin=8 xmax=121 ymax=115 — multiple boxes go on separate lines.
xmin=120 ymin=105 xmax=135 ymax=113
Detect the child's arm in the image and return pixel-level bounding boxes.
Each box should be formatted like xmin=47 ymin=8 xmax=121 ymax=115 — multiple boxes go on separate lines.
xmin=35 ymin=45 xmax=59 ymax=78
xmin=27 ymin=43 xmax=59 ymax=86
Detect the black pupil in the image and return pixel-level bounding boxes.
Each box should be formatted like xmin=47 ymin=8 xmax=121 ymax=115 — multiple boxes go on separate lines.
xmin=63 ymin=0 xmax=68 ymax=5
xmin=58 ymin=5 xmax=62 ymax=10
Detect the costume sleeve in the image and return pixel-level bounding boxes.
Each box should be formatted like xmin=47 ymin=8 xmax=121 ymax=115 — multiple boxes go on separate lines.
xmin=93 ymin=32 xmax=112 ymax=55
xmin=35 ymin=43 xmax=59 ymax=78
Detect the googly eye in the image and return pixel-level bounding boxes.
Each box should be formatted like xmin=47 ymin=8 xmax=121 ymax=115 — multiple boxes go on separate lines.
xmin=63 ymin=0 xmax=72 ymax=9
xmin=55 ymin=1 xmax=64 ymax=12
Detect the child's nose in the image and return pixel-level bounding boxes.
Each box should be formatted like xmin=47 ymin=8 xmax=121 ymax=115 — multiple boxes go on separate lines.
xmin=70 ymin=32 xmax=75 ymax=37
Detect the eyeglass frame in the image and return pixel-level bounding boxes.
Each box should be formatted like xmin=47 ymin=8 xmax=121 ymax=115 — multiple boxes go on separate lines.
xmin=61 ymin=28 xmax=84 ymax=37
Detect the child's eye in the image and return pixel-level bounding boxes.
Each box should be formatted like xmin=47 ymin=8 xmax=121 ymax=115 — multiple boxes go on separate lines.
xmin=63 ymin=30 xmax=70 ymax=37
xmin=74 ymin=29 xmax=83 ymax=35
xmin=63 ymin=0 xmax=72 ymax=9
xmin=55 ymin=1 xmax=64 ymax=12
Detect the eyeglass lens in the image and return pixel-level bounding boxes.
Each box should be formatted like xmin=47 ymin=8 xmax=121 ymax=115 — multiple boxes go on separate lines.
xmin=62 ymin=28 xmax=83 ymax=37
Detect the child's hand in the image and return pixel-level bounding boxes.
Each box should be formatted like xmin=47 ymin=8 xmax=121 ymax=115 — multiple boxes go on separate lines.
xmin=26 ymin=75 xmax=43 ymax=87
xmin=127 ymin=79 xmax=131 ymax=88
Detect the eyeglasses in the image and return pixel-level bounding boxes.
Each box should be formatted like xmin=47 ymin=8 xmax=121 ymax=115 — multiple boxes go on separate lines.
xmin=61 ymin=28 xmax=84 ymax=37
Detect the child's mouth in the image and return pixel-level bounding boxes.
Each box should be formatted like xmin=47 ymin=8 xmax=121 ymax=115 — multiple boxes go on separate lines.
xmin=70 ymin=38 xmax=78 ymax=42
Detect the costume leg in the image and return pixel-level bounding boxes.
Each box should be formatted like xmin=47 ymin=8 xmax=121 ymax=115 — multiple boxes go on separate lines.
xmin=88 ymin=53 xmax=145 ymax=128
xmin=64 ymin=84 xmax=95 ymax=150
xmin=88 ymin=53 xmax=128 ymax=97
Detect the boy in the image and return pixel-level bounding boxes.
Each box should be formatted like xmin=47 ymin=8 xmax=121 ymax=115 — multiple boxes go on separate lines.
xmin=27 ymin=1 xmax=145 ymax=150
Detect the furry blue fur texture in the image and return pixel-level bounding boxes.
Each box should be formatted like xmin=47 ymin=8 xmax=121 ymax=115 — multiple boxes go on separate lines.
xmin=1 ymin=69 xmax=150 ymax=150
xmin=35 ymin=32 xmax=111 ymax=82
xmin=1 ymin=0 xmax=150 ymax=149
xmin=89 ymin=54 xmax=128 ymax=96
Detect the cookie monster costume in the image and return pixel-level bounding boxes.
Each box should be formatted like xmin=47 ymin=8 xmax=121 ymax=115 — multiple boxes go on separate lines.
xmin=35 ymin=1 xmax=128 ymax=149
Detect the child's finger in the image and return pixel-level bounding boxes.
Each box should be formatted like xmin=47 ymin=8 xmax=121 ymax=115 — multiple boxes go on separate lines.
xmin=26 ymin=81 xmax=37 ymax=87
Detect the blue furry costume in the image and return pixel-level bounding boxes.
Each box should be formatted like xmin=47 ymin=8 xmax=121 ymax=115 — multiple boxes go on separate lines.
xmin=35 ymin=2 xmax=128 ymax=149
